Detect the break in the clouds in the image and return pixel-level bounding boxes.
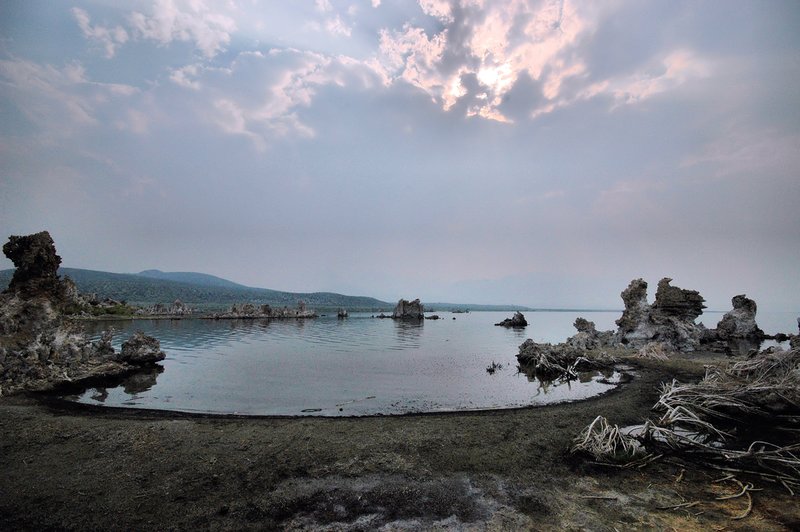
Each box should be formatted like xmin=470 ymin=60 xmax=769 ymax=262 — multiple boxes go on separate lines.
xmin=1 ymin=0 xmax=799 ymax=312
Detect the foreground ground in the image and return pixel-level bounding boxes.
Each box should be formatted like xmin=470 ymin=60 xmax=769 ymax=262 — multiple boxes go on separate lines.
xmin=1 ymin=356 xmax=798 ymax=531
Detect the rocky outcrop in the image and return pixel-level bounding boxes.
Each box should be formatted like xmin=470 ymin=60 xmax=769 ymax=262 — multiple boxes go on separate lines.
xmin=0 ymin=232 xmax=165 ymax=396
xmin=715 ymin=295 xmax=764 ymax=340
xmin=652 ymin=278 xmax=705 ymax=320
xmin=118 ymin=332 xmax=166 ymax=364
xmin=136 ymin=299 xmax=193 ymax=317
xmin=494 ymin=312 xmax=528 ymax=328
xmin=565 ymin=318 xmax=614 ymax=350
xmin=614 ymin=278 xmax=707 ymax=351
xmin=210 ymin=302 xmax=316 ymax=319
xmin=2 ymin=231 xmax=63 ymax=297
xmin=392 ymin=299 xmax=424 ymax=320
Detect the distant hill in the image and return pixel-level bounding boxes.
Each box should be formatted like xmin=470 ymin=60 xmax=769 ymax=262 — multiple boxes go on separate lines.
xmin=136 ymin=269 xmax=247 ymax=289
xmin=0 ymin=268 xmax=391 ymax=312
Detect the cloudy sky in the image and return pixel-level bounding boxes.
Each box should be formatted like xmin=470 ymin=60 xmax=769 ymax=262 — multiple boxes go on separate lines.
xmin=1 ymin=1 xmax=798 ymax=310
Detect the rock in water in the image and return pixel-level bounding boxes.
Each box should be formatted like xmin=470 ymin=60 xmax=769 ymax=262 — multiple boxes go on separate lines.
xmin=495 ymin=312 xmax=528 ymax=327
xmin=118 ymin=332 xmax=166 ymax=364
xmin=716 ymin=295 xmax=764 ymax=340
xmin=392 ymin=299 xmax=424 ymax=320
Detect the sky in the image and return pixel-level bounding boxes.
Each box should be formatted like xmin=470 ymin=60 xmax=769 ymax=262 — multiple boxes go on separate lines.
xmin=0 ymin=0 xmax=799 ymax=311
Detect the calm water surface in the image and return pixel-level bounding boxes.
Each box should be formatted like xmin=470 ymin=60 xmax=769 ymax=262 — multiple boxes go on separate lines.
xmin=67 ymin=310 xmax=796 ymax=416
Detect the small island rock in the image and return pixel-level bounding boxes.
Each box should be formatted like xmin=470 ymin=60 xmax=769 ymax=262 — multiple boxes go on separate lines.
xmin=495 ymin=312 xmax=528 ymax=328
xmin=392 ymin=299 xmax=424 ymax=320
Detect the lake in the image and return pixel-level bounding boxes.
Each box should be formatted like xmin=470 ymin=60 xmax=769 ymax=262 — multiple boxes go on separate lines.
xmin=67 ymin=310 xmax=797 ymax=416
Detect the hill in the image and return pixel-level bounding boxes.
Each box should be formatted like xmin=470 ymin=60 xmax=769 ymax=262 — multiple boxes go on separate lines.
xmin=136 ymin=269 xmax=247 ymax=289
xmin=0 ymin=268 xmax=391 ymax=312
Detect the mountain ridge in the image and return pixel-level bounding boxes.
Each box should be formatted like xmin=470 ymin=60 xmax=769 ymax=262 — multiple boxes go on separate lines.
xmin=0 ymin=267 xmax=534 ymax=312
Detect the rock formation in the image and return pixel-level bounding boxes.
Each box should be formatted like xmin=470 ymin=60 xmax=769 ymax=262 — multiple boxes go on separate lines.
xmin=495 ymin=312 xmax=528 ymax=328
xmin=715 ymin=295 xmax=764 ymax=340
xmin=137 ymin=299 xmax=193 ymax=317
xmin=337 ymin=308 xmax=348 ymax=318
xmin=565 ymin=318 xmax=614 ymax=350
xmin=392 ymin=299 xmax=424 ymax=320
xmin=2 ymin=231 xmax=63 ymax=297
xmin=118 ymin=332 xmax=166 ymax=364
xmin=615 ymin=278 xmax=706 ymax=351
xmin=0 ymin=232 xmax=165 ymax=395
xmin=211 ymin=302 xmax=316 ymax=319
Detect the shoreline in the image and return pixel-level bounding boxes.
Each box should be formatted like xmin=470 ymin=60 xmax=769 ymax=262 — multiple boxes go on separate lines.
xmin=3 ymin=354 xmax=798 ymax=530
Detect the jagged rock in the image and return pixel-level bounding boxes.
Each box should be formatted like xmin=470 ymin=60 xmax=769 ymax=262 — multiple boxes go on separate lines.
xmin=653 ymin=278 xmax=705 ymax=320
xmin=565 ymin=318 xmax=614 ymax=350
xmin=614 ymin=278 xmax=707 ymax=351
xmin=118 ymin=332 xmax=166 ymax=364
xmin=392 ymin=299 xmax=424 ymax=320
xmin=615 ymin=279 xmax=650 ymax=335
xmin=716 ymin=295 xmax=764 ymax=340
xmin=495 ymin=312 xmax=527 ymax=328
xmin=574 ymin=318 xmax=597 ymax=335
xmin=0 ymin=232 xmax=165 ymax=396
xmin=790 ymin=335 xmax=800 ymax=350
xmin=2 ymin=231 xmax=62 ymax=296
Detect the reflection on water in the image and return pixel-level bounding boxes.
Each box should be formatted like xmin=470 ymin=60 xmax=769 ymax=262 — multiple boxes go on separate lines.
xmin=64 ymin=309 xmax=798 ymax=416
xmin=66 ymin=311 xmax=633 ymax=416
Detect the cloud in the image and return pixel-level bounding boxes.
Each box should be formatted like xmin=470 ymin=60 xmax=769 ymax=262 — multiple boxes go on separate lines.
xmin=71 ymin=7 xmax=129 ymax=58
xmin=0 ymin=57 xmax=138 ymax=131
xmin=127 ymin=0 xmax=236 ymax=58
xmin=376 ymin=0 xmax=590 ymax=122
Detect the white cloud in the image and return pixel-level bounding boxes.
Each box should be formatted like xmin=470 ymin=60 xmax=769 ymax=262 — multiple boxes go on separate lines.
xmin=418 ymin=0 xmax=453 ymax=22
xmin=377 ymin=0 xmax=590 ymax=122
xmin=128 ymin=0 xmax=237 ymax=58
xmin=371 ymin=0 xmax=381 ymax=7
xmin=71 ymin=7 xmax=129 ymax=58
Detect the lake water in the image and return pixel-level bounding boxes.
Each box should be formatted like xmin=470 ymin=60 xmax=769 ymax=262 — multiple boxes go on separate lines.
xmin=67 ymin=309 xmax=797 ymax=416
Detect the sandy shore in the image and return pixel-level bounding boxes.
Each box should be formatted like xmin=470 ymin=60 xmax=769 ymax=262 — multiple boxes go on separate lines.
xmin=1 ymin=356 xmax=798 ymax=531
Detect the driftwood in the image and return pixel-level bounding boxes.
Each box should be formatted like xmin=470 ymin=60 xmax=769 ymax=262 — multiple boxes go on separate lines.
xmin=572 ymin=346 xmax=800 ymax=493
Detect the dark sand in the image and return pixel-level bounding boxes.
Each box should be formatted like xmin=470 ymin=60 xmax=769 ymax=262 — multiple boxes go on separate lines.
xmin=1 ymin=356 xmax=798 ymax=530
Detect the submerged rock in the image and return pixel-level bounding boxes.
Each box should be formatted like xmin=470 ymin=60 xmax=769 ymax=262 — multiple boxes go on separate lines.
xmin=715 ymin=295 xmax=764 ymax=340
xmin=494 ymin=312 xmax=527 ymax=328
xmin=392 ymin=299 xmax=424 ymax=320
